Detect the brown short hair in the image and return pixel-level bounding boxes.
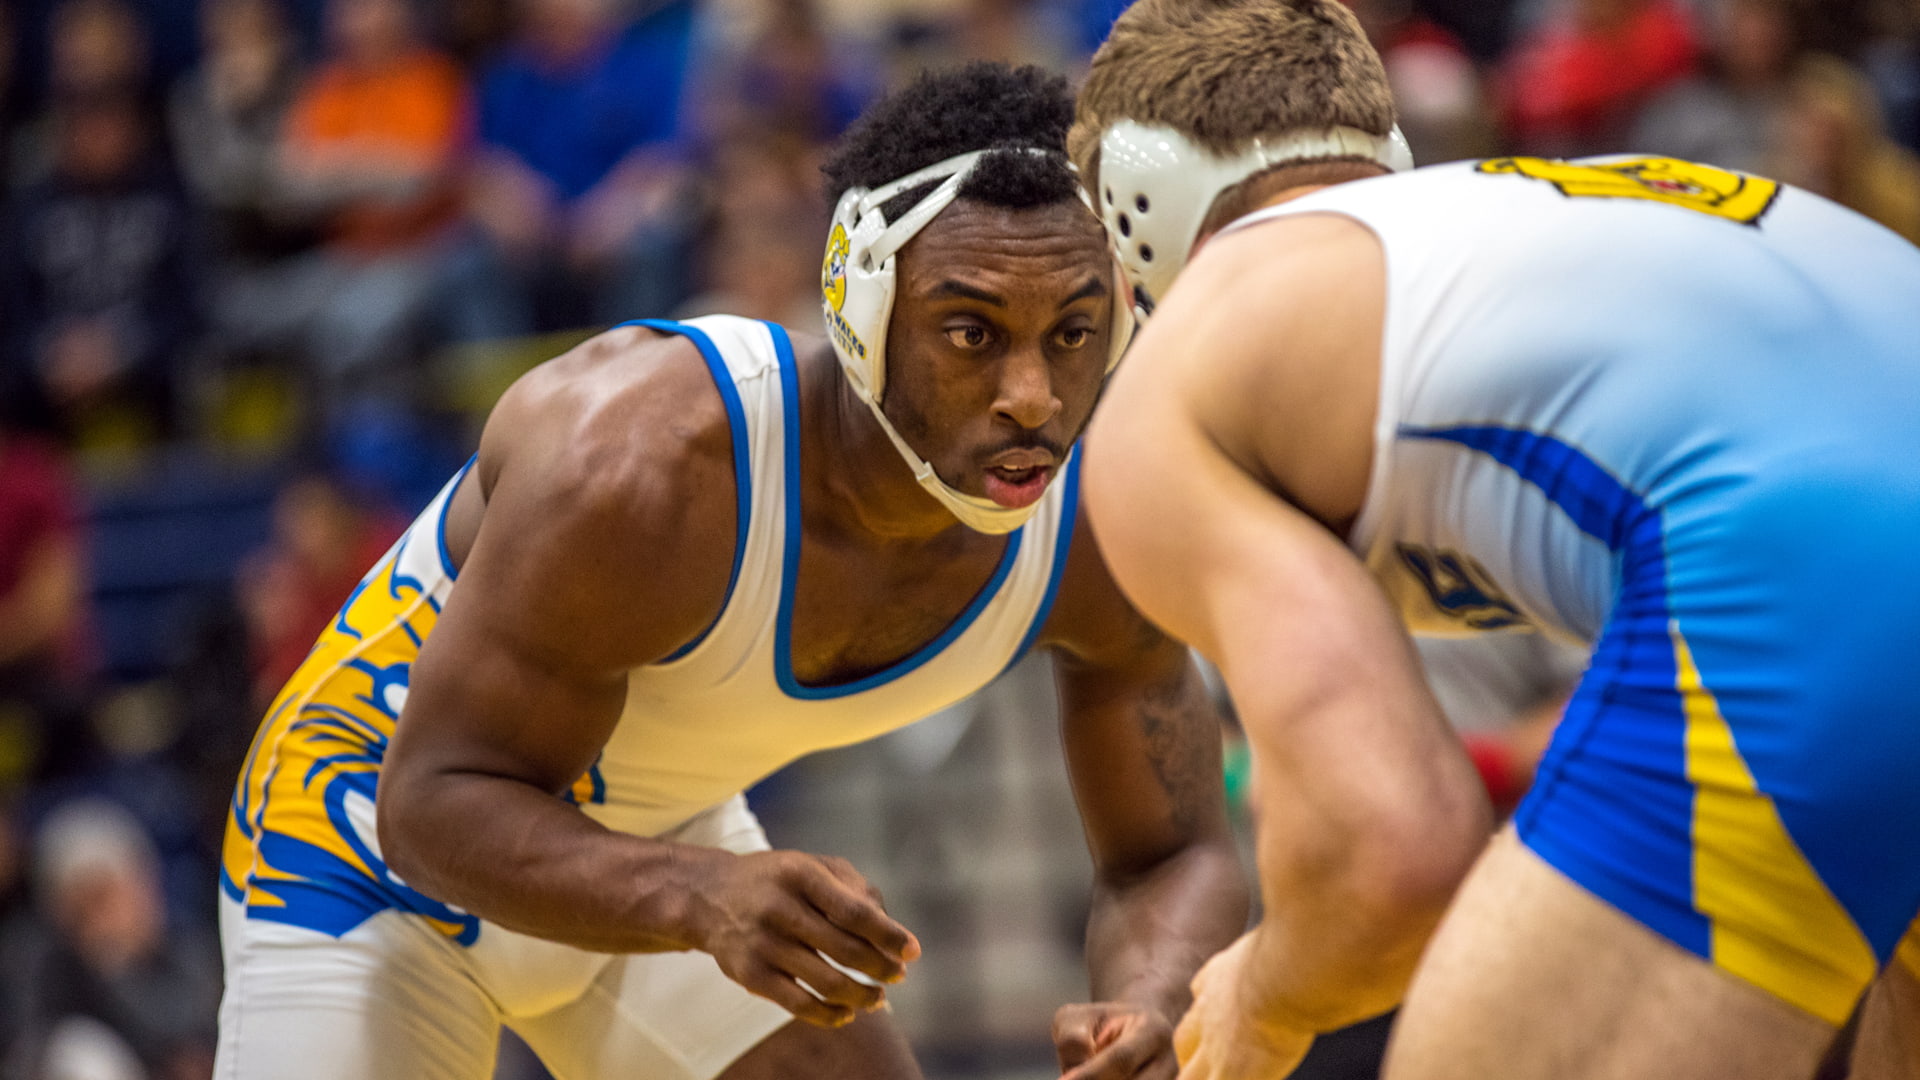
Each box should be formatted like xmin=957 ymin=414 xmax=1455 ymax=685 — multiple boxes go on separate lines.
xmin=1069 ymin=0 xmax=1395 ymax=187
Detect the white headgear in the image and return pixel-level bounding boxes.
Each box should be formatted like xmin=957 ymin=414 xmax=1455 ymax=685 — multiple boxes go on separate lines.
xmin=1095 ymin=119 xmax=1415 ymax=303
xmin=822 ymin=147 xmax=1135 ymax=534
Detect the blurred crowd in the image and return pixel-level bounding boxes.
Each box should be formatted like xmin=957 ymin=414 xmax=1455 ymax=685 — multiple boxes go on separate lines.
xmin=0 ymin=0 xmax=1915 ymax=1075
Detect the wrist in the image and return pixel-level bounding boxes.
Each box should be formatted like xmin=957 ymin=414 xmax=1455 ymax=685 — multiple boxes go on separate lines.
xmin=1234 ymin=926 xmax=1338 ymax=1037
xmin=639 ymin=840 xmax=731 ymax=952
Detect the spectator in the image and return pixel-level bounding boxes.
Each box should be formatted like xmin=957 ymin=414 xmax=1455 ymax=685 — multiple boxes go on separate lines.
xmin=5 ymin=800 xmax=219 ymax=1080
xmin=6 ymin=0 xmax=149 ymax=186
xmin=0 ymin=407 xmax=96 ymax=792
xmin=1770 ymin=53 xmax=1920 ymax=243
xmin=674 ymin=132 xmax=825 ymax=328
xmin=0 ymin=87 xmax=199 ymax=449
xmin=236 ymin=472 xmax=402 ymax=704
xmin=0 ymin=421 xmax=87 ymax=699
xmin=247 ymin=0 xmax=472 ymax=405
xmin=45 ymin=0 xmax=147 ymax=100
xmin=1347 ymin=0 xmax=1494 ymax=164
xmin=1499 ymin=0 xmax=1700 ymax=154
xmin=1632 ymin=0 xmax=1802 ymax=172
xmin=467 ymin=0 xmax=701 ymax=330
xmin=169 ymin=0 xmax=317 ymax=272
xmin=691 ymin=0 xmax=875 ymax=147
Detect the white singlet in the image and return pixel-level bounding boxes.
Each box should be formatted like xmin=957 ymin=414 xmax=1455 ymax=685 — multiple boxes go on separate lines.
xmin=215 ymin=315 xmax=1082 ymax=1079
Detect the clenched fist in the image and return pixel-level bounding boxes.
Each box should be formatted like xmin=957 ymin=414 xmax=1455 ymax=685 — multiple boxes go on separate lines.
xmin=1054 ymin=1000 xmax=1178 ymax=1079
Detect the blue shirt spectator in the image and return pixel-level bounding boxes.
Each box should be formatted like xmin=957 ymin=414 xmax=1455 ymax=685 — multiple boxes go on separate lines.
xmin=476 ymin=0 xmax=694 ymax=204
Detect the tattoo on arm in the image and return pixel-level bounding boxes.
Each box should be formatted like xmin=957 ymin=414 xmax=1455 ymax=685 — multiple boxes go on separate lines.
xmin=1137 ymin=672 xmax=1224 ymax=835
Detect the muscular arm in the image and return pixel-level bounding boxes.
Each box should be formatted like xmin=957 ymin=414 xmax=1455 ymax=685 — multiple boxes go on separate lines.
xmin=1040 ymin=513 xmax=1250 ymax=1078
xmin=379 ymin=329 xmax=739 ymax=953
xmin=378 ymin=330 xmax=916 ymax=1025
xmin=1081 ymin=216 xmax=1492 ymax=1059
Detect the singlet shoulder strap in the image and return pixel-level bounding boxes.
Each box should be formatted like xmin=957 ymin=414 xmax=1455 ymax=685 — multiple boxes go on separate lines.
xmin=618 ymin=316 xmax=787 ymax=666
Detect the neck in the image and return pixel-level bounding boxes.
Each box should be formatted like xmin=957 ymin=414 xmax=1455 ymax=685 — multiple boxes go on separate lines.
xmin=1191 ymin=182 xmax=1337 ymax=263
xmin=805 ymin=343 xmax=975 ymax=542
xmin=1254 ymin=182 xmax=1338 ymax=212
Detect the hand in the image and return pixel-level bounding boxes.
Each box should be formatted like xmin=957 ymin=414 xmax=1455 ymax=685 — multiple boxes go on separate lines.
xmin=1174 ymin=934 xmax=1313 ymax=1080
xmin=1053 ymin=1001 xmax=1177 ymax=1079
xmin=688 ymin=850 xmax=921 ymax=1029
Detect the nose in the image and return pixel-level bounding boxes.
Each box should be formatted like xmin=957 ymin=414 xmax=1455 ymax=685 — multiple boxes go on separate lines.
xmin=992 ymin=340 xmax=1062 ymax=430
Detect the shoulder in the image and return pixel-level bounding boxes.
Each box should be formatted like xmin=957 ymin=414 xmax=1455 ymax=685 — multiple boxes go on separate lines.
xmin=481 ymin=323 xmax=735 ymax=532
xmin=1105 ymin=206 xmax=1385 ymax=528
xmin=465 ymin=325 xmax=742 ymax=669
xmin=1147 ymin=207 xmax=1386 ymax=437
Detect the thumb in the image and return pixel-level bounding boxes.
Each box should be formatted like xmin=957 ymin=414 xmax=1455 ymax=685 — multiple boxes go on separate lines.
xmin=1052 ymin=1005 xmax=1101 ymax=1069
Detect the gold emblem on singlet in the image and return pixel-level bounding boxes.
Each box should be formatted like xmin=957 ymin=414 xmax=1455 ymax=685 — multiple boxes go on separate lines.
xmin=1478 ymin=156 xmax=1781 ymax=226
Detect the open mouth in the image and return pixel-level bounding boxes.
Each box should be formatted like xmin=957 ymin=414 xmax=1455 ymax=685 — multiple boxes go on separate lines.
xmin=981 ymin=464 xmax=1054 ymax=509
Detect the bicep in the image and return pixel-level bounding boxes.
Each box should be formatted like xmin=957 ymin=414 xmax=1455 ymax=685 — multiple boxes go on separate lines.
xmin=388 ymin=448 xmax=722 ymax=797
xmin=1045 ymin=512 xmax=1233 ymax=870
xmin=1083 ymin=270 xmax=1467 ymax=856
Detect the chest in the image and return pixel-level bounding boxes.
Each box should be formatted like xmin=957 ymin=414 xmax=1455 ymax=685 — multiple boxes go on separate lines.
xmin=784 ymin=529 xmax=1014 ymax=688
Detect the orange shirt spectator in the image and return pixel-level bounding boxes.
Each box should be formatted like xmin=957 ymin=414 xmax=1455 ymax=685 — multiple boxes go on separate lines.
xmin=282 ymin=0 xmax=471 ymax=255
xmin=1500 ymin=0 xmax=1699 ymax=154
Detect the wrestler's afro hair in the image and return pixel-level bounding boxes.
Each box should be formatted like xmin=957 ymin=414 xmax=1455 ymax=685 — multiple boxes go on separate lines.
xmin=822 ymin=62 xmax=1082 ymax=221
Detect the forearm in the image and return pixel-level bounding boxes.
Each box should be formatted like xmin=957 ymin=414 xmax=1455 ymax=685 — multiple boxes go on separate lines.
xmin=379 ymin=770 xmax=722 ymax=954
xmin=1086 ymin=838 xmax=1249 ymax=1020
xmin=1236 ymin=715 xmax=1490 ymax=1033
xmin=1236 ymin=866 xmax=1443 ymax=1033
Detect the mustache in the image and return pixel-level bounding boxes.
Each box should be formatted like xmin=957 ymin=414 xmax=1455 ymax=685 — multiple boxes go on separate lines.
xmin=975 ymin=432 xmax=1068 ymax=465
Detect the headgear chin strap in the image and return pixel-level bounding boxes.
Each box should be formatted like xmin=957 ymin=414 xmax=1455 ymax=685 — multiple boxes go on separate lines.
xmin=1095 ymin=119 xmax=1415 ymax=303
xmin=821 ymin=148 xmax=1135 ymax=535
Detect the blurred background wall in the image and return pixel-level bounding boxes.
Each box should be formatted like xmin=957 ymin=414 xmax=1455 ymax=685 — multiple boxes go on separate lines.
xmin=0 ymin=0 xmax=1914 ymax=1076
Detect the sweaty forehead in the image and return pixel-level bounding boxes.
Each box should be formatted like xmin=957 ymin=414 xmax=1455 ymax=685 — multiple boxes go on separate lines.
xmin=895 ymin=199 xmax=1112 ymax=295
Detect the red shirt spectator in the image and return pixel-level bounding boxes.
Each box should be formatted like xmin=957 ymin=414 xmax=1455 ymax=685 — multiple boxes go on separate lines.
xmin=238 ymin=475 xmax=402 ymax=703
xmin=0 ymin=435 xmax=89 ymax=684
xmin=1500 ymin=0 xmax=1700 ymax=154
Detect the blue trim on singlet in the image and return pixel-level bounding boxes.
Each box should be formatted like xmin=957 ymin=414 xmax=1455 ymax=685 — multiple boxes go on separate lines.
xmin=620 ymin=319 xmax=754 ymax=663
xmin=1401 ymin=422 xmax=1711 ymax=959
xmin=219 ymin=864 xmax=245 ymax=903
xmin=770 ymin=327 xmax=1026 ymax=700
xmin=436 ymin=456 xmax=477 ymax=579
xmin=1001 ymin=451 xmax=1082 ymax=674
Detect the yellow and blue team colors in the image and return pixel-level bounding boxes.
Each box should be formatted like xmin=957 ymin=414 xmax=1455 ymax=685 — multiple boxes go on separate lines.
xmin=1248 ymin=152 xmax=1920 ymax=1025
xmin=219 ymin=463 xmax=601 ymax=944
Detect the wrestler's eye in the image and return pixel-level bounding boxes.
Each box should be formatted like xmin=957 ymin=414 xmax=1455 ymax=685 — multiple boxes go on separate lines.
xmin=945 ymin=325 xmax=990 ymax=349
xmin=1057 ymin=326 xmax=1093 ymax=350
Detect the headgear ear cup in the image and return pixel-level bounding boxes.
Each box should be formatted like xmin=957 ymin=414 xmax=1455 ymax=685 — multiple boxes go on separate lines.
xmin=1096 ymin=120 xmax=1416 ymax=303
xmin=820 ymin=147 xmax=1130 ymax=534
xmin=1106 ymin=255 xmax=1138 ymax=365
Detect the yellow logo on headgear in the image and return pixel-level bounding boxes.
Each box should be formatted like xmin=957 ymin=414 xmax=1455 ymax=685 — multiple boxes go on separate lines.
xmin=822 ymin=223 xmax=850 ymax=312
xmin=1478 ymin=156 xmax=1780 ymax=225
